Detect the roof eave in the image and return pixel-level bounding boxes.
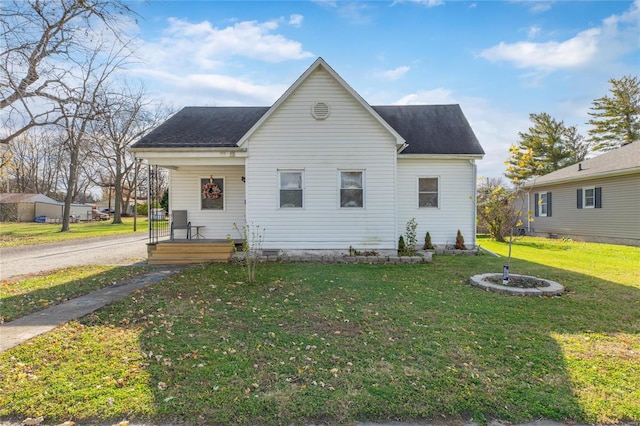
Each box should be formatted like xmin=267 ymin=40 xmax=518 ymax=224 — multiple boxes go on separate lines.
xmin=398 ymin=153 xmax=484 ymax=160
xmin=522 ymin=166 xmax=640 ymax=188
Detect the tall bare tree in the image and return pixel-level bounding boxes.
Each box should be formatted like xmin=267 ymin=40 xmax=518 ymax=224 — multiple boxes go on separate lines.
xmin=88 ymin=85 xmax=172 ymax=223
xmin=57 ymin=37 xmax=132 ymax=232
xmin=0 ymin=0 xmax=133 ymax=144
xmin=4 ymin=130 xmax=66 ymax=197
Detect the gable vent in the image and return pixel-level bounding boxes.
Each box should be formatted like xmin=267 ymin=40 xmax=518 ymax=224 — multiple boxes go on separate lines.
xmin=311 ymin=101 xmax=330 ymax=120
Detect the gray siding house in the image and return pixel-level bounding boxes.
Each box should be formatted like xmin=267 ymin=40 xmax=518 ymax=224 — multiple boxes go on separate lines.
xmin=522 ymin=142 xmax=640 ymax=246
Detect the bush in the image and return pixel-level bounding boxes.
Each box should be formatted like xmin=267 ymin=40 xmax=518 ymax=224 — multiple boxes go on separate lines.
xmin=423 ymin=231 xmax=435 ymax=250
xmin=454 ymin=229 xmax=467 ymax=250
xmin=398 ymin=235 xmax=407 ymax=255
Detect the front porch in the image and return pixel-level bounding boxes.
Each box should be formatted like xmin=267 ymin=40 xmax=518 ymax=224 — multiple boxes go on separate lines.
xmin=147 ymin=239 xmax=237 ymax=265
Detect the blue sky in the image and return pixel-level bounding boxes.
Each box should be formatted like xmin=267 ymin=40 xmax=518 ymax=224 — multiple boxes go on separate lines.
xmin=124 ymin=0 xmax=640 ymax=179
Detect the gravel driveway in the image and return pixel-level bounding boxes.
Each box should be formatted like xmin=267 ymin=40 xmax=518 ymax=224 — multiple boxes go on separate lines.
xmin=0 ymin=233 xmax=149 ymax=280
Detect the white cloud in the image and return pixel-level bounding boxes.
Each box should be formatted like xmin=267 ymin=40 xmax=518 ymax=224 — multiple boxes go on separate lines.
xmin=129 ymin=17 xmax=314 ymax=107
xmin=379 ymin=66 xmax=410 ymax=80
xmin=392 ymin=0 xmax=445 ymax=7
xmin=527 ymin=25 xmax=541 ymax=39
xmin=158 ymin=18 xmax=313 ymax=64
xmin=289 ymin=14 xmax=304 ymax=27
xmin=481 ymin=27 xmax=601 ymax=70
xmin=480 ymin=1 xmax=639 ymax=72
xmin=528 ymin=2 xmax=553 ymax=14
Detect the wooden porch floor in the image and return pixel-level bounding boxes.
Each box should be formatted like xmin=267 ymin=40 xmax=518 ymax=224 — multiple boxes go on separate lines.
xmin=147 ymin=239 xmax=238 ymax=265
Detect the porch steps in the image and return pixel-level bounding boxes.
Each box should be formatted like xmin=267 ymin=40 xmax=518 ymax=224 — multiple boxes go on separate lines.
xmin=147 ymin=241 xmax=233 ymax=265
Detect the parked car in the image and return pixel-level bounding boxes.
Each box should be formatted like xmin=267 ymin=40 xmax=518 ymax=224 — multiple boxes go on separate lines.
xmin=92 ymin=209 xmax=110 ymax=220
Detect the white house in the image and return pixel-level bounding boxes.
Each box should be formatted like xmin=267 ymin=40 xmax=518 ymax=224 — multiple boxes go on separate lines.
xmin=131 ymin=58 xmax=484 ymax=257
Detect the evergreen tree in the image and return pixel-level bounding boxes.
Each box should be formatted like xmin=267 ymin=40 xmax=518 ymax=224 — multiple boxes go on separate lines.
xmin=505 ymin=113 xmax=588 ymax=184
xmin=587 ymin=75 xmax=640 ymax=152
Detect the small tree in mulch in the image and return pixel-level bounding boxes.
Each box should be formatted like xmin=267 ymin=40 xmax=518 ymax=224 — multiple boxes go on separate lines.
xmin=423 ymin=231 xmax=435 ymax=250
xmin=398 ymin=235 xmax=407 ymax=255
xmin=454 ymin=229 xmax=466 ymax=250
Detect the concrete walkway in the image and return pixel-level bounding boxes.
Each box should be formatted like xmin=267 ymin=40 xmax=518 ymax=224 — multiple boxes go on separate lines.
xmin=0 ymin=266 xmax=186 ymax=352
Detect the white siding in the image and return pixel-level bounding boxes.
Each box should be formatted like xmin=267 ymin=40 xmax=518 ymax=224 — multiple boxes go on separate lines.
xmin=245 ymin=67 xmax=398 ymax=250
xmin=169 ymin=166 xmax=246 ymax=239
xmin=397 ymin=157 xmax=477 ymax=248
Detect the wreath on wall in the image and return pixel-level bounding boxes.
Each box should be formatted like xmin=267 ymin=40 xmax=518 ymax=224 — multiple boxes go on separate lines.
xmin=202 ymin=176 xmax=222 ymax=199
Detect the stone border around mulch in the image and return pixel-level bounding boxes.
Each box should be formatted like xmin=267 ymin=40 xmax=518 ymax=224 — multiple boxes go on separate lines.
xmin=469 ymin=273 xmax=565 ymax=296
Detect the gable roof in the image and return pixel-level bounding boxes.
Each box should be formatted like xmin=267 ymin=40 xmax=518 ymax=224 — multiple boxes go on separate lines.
xmin=525 ymin=142 xmax=640 ymax=187
xmin=132 ymin=57 xmax=484 ymax=156
xmin=236 ymin=57 xmax=405 ymax=148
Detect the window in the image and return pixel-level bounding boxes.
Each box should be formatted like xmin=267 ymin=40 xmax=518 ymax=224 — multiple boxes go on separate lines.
xmin=418 ymin=177 xmax=439 ymax=208
xmin=201 ymin=177 xmax=224 ymax=210
xmin=279 ymin=171 xmax=303 ymax=208
xmin=584 ymin=187 xmax=595 ymax=208
xmin=577 ymin=187 xmax=602 ymax=209
xmin=534 ymin=192 xmax=552 ymax=217
xmin=340 ymin=171 xmax=363 ymax=208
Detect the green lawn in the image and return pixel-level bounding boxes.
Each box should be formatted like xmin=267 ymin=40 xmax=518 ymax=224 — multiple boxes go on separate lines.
xmin=0 ymin=238 xmax=638 ymax=425
xmin=0 ymin=265 xmax=152 ymax=323
xmin=0 ymin=217 xmax=147 ymax=247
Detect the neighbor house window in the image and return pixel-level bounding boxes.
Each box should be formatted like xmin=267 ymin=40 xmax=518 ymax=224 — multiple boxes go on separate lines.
xmin=583 ymin=187 xmax=595 ymax=208
xmin=201 ymin=177 xmax=224 ymax=210
xmin=577 ymin=187 xmax=602 ymax=209
xmin=279 ymin=171 xmax=303 ymax=208
xmin=340 ymin=171 xmax=363 ymax=208
xmin=534 ymin=192 xmax=552 ymax=217
xmin=418 ymin=177 xmax=439 ymax=208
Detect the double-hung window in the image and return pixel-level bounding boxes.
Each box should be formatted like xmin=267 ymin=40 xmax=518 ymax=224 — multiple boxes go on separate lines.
xmin=340 ymin=171 xmax=363 ymax=208
xmin=577 ymin=186 xmax=602 ymax=209
xmin=279 ymin=171 xmax=303 ymax=208
xmin=418 ymin=177 xmax=439 ymax=208
xmin=583 ymin=187 xmax=595 ymax=208
xmin=535 ymin=192 xmax=551 ymax=217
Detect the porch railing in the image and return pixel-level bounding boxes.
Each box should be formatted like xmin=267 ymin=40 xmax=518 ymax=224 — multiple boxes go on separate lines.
xmin=148 ymin=164 xmax=170 ymax=244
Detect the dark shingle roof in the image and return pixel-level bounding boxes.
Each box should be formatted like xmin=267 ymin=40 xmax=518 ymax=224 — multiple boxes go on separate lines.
xmin=133 ymin=106 xmax=269 ymax=149
xmin=373 ymin=104 xmax=484 ymax=155
xmin=132 ymin=104 xmax=484 ymax=156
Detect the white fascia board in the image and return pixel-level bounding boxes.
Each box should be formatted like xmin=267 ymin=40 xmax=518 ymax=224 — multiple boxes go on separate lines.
xmin=398 ymin=154 xmax=484 ymax=161
xmin=131 ymin=148 xmax=247 ymax=158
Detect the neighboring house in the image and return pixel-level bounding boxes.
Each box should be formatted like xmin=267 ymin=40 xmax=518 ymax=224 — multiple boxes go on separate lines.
xmin=522 ymin=142 xmax=640 ymax=247
xmin=0 ymin=193 xmax=61 ymax=222
xmin=131 ymin=58 xmax=484 ymax=254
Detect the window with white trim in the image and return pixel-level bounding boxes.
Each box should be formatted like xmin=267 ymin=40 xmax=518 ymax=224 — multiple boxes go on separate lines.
xmin=340 ymin=171 xmax=364 ymax=208
xmin=279 ymin=171 xmax=303 ymax=208
xmin=418 ymin=177 xmax=439 ymax=208
xmin=535 ymin=191 xmax=552 ymax=217
xmin=577 ymin=186 xmax=602 ymax=209
xmin=583 ymin=187 xmax=595 ymax=208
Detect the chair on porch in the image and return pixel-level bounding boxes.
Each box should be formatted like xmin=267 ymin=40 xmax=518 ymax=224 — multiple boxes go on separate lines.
xmin=170 ymin=210 xmax=191 ymax=240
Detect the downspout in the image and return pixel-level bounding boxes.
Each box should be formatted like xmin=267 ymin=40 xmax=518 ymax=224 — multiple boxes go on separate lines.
xmin=470 ymin=160 xmax=478 ymax=247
